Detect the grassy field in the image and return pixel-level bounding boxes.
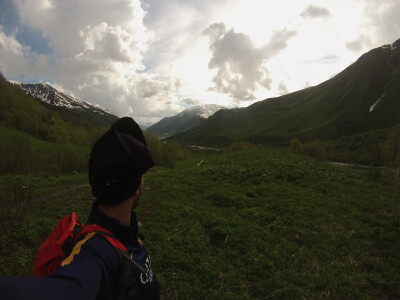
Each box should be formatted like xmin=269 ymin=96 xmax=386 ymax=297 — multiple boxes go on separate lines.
xmin=142 ymin=149 xmax=399 ymax=299
xmin=0 ymin=148 xmax=399 ymax=299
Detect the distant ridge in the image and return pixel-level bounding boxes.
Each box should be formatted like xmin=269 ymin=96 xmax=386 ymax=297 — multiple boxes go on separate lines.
xmin=146 ymin=104 xmax=226 ymax=137
xmin=168 ymin=38 xmax=400 ymax=146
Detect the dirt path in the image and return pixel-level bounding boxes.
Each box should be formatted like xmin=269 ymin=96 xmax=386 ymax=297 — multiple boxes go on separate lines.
xmin=38 ymin=183 xmax=90 ymax=201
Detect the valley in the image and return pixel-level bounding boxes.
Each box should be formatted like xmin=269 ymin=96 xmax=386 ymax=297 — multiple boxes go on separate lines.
xmin=0 ymin=38 xmax=400 ymax=299
xmin=0 ymin=149 xmax=399 ymax=299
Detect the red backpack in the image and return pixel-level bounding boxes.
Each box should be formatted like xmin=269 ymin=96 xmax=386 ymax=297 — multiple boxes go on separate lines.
xmin=33 ymin=212 xmax=146 ymax=277
xmin=34 ymin=212 xmax=83 ymax=276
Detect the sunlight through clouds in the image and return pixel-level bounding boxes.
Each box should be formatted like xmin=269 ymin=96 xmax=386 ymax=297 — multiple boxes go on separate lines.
xmin=0 ymin=0 xmax=399 ymax=125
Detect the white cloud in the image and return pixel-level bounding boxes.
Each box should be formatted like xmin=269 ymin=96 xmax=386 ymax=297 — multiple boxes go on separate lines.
xmin=346 ymin=35 xmax=373 ymax=52
xmin=0 ymin=27 xmax=23 ymax=54
xmin=1 ymin=0 xmax=400 ymax=125
xmin=203 ymin=23 xmax=296 ymax=101
xmin=180 ymin=97 xmax=199 ymax=106
xmin=1 ymin=0 xmax=185 ymax=125
xmin=0 ymin=26 xmax=51 ymax=78
xmin=278 ymin=82 xmax=289 ymax=95
xmin=301 ymin=5 xmax=331 ymax=19
xmin=362 ymin=0 xmax=400 ymax=45
xmin=13 ymin=0 xmax=150 ymax=58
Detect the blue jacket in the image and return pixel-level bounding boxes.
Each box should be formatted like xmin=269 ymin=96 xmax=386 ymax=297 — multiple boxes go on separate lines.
xmin=0 ymin=203 xmax=160 ymax=300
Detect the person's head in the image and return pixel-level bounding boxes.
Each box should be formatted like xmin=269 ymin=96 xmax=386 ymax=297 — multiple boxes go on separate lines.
xmin=88 ymin=117 xmax=154 ymax=207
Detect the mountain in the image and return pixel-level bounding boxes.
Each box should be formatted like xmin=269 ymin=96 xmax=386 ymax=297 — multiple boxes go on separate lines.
xmin=168 ymin=38 xmax=400 ymax=147
xmin=146 ymin=104 xmax=226 ymax=137
xmin=9 ymin=81 xmax=118 ymax=128
xmin=0 ymin=74 xmax=112 ymax=174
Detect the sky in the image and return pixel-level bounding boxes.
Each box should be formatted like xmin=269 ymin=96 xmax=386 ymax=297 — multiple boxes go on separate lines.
xmin=0 ymin=0 xmax=399 ymax=126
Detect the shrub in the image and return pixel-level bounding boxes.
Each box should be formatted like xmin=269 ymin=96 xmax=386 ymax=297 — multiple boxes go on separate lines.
xmin=289 ymin=138 xmax=302 ymax=154
xmin=289 ymin=138 xmax=327 ymax=160
xmin=302 ymin=140 xmax=327 ymax=160
xmin=144 ymin=133 xmax=190 ymax=168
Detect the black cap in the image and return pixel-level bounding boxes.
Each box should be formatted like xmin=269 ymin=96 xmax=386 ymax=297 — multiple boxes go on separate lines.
xmin=89 ymin=117 xmax=154 ymax=205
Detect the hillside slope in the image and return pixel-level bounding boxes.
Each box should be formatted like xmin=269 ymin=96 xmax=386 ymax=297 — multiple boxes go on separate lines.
xmin=10 ymin=81 xmax=118 ymax=128
xmin=0 ymin=75 xmax=107 ymax=146
xmin=170 ymin=39 xmax=400 ymax=146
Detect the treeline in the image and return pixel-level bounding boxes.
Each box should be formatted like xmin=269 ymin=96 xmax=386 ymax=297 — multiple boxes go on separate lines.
xmin=0 ymin=128 xmax=192 ymax=174
xmin=289 ymin=139 xmax=327 ymax=161
xmin=287 ymin=127 xmax=400 ymax=167
xmin=323 ymin=130 xmax=388 ymax=166
xmin=0 ymin=126 xmax=90 ymax=174
xmin=0 ymin=74 xmax=107 ymax=174
xmin=145 ymin=133 xmax=190 ymax=168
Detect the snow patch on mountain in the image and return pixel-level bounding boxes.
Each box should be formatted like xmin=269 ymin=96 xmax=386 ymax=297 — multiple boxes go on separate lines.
xmin=382 ymin=42 xmax=398 ymax=51
xmin=9 ymin=81 xmax=111 ymax=115
xmin=369 ymin=94 xmax=384 ymax=112
xmin=8 ymin=80 xmax=21 ymax=86
xmin=177 ymin=104 xmax=226 ymax=119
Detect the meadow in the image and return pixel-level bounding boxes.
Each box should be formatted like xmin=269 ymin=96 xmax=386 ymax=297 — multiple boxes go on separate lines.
xmin=0 ymin=148 xmax=399 ymax=299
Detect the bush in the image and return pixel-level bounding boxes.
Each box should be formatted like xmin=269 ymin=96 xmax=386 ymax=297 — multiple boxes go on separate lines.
xmin=289 ymin=138 xmax=302 ymax=154
xmin=302 ymin=140 xmax=327 ymax=160
xmin=288 ymin=138 xmax=327 ymax=160
xmin=144 ymin=133 xmax=190 ymax=168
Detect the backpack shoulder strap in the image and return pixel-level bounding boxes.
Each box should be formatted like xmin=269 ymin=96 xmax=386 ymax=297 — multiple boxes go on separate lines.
xmin=77 ymin=224 xmax=127 ymax=251
xmin=77 ymin=224 xmax=147 ymax=299
xmin=77 ymin=224 xmax=146 ymax=272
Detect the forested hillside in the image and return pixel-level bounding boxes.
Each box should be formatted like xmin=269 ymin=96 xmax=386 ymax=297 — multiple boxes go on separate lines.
xmin=0 ymin=75 xmax=107 ymax=147
xmin=0 ymin=74 xmax=107 ymax=173
xmin=0 ymin=74 xmax=191 ymax=174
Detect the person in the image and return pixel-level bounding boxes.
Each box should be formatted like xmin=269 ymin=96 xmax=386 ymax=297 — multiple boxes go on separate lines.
xmin=0 ymin=117 xmax=160 ymax=300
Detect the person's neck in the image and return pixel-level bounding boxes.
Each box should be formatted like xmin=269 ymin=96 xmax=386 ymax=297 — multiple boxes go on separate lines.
xmin=98 ymin=199 xmax=132 ymax=226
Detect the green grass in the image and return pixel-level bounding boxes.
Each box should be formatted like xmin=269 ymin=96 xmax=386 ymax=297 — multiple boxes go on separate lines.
xmin=0 ymin=124 xmax=91 ymax=173
xmin=140 ymin=149 xmax=400 ymax=299
xmin=1 ymin=149 xmax=399 ymax=299
xmin=0 ymin=173 xmax=90 ymax=275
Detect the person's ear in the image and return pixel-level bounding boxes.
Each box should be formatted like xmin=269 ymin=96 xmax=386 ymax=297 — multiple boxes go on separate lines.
xmin=135 ymin=176 xmax=144 ymax=196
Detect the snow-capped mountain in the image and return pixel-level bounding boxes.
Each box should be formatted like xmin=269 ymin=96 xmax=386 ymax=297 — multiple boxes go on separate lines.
xmin=146 ymin=104 xmax=226 ymax=137
xmin=10 ymin=81 xmax=111 ymax=114
xmin=177 ymin=104 xmax=226 ymax=119
xmin=10 ymin=81 xmax=118 ymax=127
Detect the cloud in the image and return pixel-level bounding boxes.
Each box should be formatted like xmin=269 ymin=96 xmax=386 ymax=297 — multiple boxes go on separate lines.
xmin=13 ymin=0 xmax=151 ymax=58
xmin=0 ymin=25 xmax=51 ymax=79
xmin=362 ymin=0 xmax=400 ymax=45
xmin=203 ymin=23 xmax=296 ymax=101
xmin=180 ymin=97 xmax=199 ymax=106
xmin=141 ymin=0 xmax=218 ymax=75
xmin=278 ymin=82 xmax=289 ymax=95
xmin=300 ymin=4 xmax=331 ymax=19
xmin=0 ymin=0 xmax=186 ymax=125
xmin=303 ymin=54 xmax=341 ymax=65
xmin=0 ymin=26 xmax=23 ymax=55
xmin=346 ymin=35 xmax=372 ymax=52
xmin=340 ymin=0 xmax=400 ymax=54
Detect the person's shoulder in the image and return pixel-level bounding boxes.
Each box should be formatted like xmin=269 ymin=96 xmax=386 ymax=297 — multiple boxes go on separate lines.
xmin=80 ymin=232 xmax=120 ymax=268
